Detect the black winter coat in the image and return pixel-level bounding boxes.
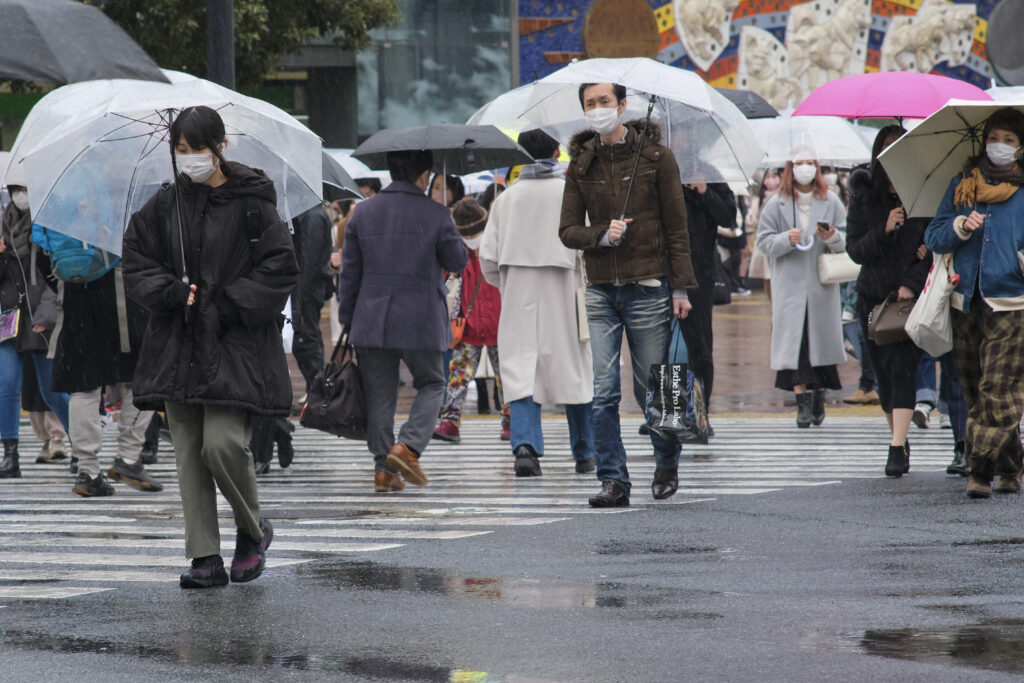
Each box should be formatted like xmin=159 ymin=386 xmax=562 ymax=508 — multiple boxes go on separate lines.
xmin=51 ymin=268 xmax=149 ymax=393
xmin=1 ymin=203 xmax=57 ymax=354
xmin=682 ymin=182 xmax=737 ymax=286
xmin=122 ymin=163 xmax=299 ymax=416
xmin=846 ymin=168 xmax=932 ymax=305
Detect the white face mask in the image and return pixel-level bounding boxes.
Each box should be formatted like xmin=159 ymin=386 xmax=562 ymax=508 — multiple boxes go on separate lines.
xmin=585 ymin=106 xmax=621 ymax=135
xmin=793 ymin=164 xmax=818 ymax=186
xmin=463 ymin=234 xmax=483 ymax=250
xmin=987 ymin=142 xmax=1020 ymax=167
xmin=11 ymin=190 xmax=29 ymax=212
xmin=823 ymin=172 xmax=839 ymax=186
xmin=177 ymin=152 xmax=217 ymax=183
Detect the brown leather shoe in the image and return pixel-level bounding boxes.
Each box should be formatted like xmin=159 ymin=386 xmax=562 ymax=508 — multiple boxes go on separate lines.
xmin=385 ymin=442 xmax=427 ymax=486
xmin=967 ymin=474 xmax=992 ymax=499
xmin=995 ymin=471 xmax=1022 ymax=494
xmin=374 ymin=469 xmax=404 ymax=493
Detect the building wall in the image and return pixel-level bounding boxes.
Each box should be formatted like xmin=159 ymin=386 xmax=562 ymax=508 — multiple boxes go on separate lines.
xmin=520 ymin=0 xmax=996 ymax=110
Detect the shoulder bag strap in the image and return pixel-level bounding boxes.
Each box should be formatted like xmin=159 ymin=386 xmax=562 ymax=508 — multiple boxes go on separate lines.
xmin=464 ymin=273 xmax=484 ymax=317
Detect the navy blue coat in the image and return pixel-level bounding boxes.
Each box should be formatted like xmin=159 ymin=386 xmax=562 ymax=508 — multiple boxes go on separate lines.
xmin=338 ymin=181 xmax=467 ymax=350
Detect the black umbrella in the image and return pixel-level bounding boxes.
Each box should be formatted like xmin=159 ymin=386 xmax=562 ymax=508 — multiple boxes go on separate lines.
xmin=322 ymin=151 xmax=363 ymax=202
xmin=0 ymin=0 xmax=169 ymax=84
xmin=352 ymin=124 xmax=533 ymax=175
xmin=715 ymin=87 xmax=778 ymax=119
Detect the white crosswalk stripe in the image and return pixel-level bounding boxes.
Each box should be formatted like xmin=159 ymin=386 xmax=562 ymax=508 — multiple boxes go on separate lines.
xmin=0 ymin=415 xmax=959 ymax=598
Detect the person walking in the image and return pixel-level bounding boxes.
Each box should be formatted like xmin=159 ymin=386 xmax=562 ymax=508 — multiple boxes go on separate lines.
xmin=559 ymin=82 xmax=696 ymax=508
xmin=0 ymin=185 xmax=68 ymax=478
xmin=924 ymin=107 xmax=1024 ymax=499
xmin=123 ymin=106 xmax=298 ymax=588
xmin=480 ymin=128 xmax=595 ymax=477
xmin=289 ymin=204 xmax=335 ymax=399
xmin=337 ymin=149 xmax=468 ymax=494
xmin=846 ymin=125 xmax=933 ymax=477
xmin=756 ymin=147 xmax=847 ymax=428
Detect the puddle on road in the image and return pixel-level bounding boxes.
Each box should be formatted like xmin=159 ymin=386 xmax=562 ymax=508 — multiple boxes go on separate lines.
xmin=858 ymin=621 xmax=1024 ymax=674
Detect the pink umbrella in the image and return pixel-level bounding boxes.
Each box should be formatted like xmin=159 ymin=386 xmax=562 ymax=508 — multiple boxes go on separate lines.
xmin=793 ymin=71 xmax=992 ymax=120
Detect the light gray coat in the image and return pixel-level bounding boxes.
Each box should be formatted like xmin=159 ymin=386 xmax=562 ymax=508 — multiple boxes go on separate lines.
xmin=756 ymin=191 xmax=847 ymax=371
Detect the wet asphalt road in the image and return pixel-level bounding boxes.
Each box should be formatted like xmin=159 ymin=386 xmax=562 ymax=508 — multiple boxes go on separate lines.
xmin=3 ymin=417 xmax=1024 ymax=682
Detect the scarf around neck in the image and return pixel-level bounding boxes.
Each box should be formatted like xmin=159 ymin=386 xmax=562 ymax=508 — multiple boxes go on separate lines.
xmin=517 ymin=158 xmax=563 ymax=181
xmin=954 ymin=167 xmax=1020 ymax=209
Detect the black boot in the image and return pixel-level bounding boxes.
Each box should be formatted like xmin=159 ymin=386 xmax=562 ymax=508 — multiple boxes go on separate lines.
xmin=651 ymin=468 xmax=678 ymax=500
xmin=811 ymin=389 xmax=826 ymax=426
xmin=947 ymin=441 xmax=968 ymax=476
xmin=795 ymin=393 xmax=812 ymax=428
xmin=885 ymin=444 xmax=908 ymax=478
xmin=513 ymin=445 xmax=542 ymax=477
xmin=0 ymin=439 xmax=21 ymax=478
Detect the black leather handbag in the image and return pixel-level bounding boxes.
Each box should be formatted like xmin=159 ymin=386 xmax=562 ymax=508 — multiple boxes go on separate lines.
xmin=299 ymin=331 xmax=368 ymax=440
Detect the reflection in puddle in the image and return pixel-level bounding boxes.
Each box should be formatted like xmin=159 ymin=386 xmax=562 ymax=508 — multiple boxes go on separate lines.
xmin=859 ymin=622 xmax=1024 ymax=674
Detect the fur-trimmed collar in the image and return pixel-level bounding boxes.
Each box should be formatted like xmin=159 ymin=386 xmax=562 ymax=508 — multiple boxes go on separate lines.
xmin=567 ymin=119 xmax=663 ymax=160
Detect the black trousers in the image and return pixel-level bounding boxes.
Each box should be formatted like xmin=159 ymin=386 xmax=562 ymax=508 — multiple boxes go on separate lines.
xmin=679 ymin=278 xmax=714 ymax=411
xmin=291 ymin=284 xmax=326 ymax=393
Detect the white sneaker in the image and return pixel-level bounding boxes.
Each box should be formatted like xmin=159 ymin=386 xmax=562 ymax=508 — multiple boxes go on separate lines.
xmin=912 ymin=402 xmax=932 ymax=429
xmin=939 ymin=413 xmax=952 ymax=429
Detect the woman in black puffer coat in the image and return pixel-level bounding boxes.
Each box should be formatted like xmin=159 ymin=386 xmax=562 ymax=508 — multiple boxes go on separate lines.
xmin=123 ymin=106 xmax=298 ymax=589
xmin=846 ymin=125 xmax=932 ymax=479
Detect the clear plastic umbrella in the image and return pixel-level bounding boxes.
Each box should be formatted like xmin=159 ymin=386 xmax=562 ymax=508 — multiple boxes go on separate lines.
xmin=752 ymin=115 xmax=871 ymax=168
xmin=518 ymin=58 xmax=764 ymax=184
xmin=9 ymin=70 xmax=322 ymax=256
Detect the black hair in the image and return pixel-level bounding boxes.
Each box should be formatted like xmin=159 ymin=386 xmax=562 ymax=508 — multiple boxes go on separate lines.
xmin=386 ymin=150 xmax=433 ymax=184
xmin=869 ymin=124 xmax=906 ymax=199
xmin=478 ymin=182 xmax=504 ymax=212
xmin=428 ymin=173 xmax=465 ymax=206
xmin=355 ymin=177 xmax=381 ymax=194
xmin=168 ymin=105 xmax=230 ymax=180
xmin=982 ymin=107 xmax=1024 ymax=147
xmin=517 ymin=128 xmax=559 ymax=160
xmin=578 ymin=83 xmax=626 ymax=109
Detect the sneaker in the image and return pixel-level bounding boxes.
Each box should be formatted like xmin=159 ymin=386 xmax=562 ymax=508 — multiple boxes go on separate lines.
xmin=912 ymin=403 xmax=932 ymax=429
xmin=431 ymin=421 xmax=461 ymax=444
xmin=180 ymin=554 xmax=228 ymax=589
xmin=732 ymin=287 xmax=751 ymax=296
xmin=575 ymin=457 xmax=597 ymax=474
xmin=139 ymin=440 xmax=158 ymax=465
xmin=939 ymin=413 xmax=952 ymax=430
xmin=72 ymin=472 xmax=114 ymax=497
xmin=36 ymin=437 xmax=68 ymax=463
xmin=107 ymin=457 xmax=164 ymax=492
xmin=386 ymin=442 xmax=428 ymax=486
xmin=230 ymin=518 xmax=273 ymax=583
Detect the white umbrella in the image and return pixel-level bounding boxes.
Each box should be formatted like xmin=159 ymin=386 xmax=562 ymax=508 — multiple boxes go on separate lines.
xmin=518 ymin=58 xmax=763 ymax=184
xmin=878 ymin=98 xmax=1024 ymax=218
xmin=986 ymin=86 xmax=1024 ymax=102
xmin=754 ymin=115 xmax=871 ymax=168
xmin=10 ymin=70 xmax=322 ymax=256
xmin=324 ymin=148 xmax=391 ymax=186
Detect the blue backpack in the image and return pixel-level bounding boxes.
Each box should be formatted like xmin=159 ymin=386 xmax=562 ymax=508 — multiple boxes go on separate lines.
xmin=31 ymin=223 xmax=119 ymax=284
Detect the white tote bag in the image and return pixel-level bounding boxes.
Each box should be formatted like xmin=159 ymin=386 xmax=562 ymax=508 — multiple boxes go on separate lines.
xmin=905 ymin=254 xmax=955 ymax=357
xmin=818 ymin=252 xmax=860 ymax=285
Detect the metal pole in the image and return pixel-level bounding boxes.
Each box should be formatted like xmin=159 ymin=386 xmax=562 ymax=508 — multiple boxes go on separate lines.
xmin=206 ymin=0 xmax=235 ymax=89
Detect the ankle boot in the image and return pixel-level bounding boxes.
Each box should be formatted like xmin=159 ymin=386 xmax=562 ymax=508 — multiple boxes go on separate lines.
xmin=885 ymin=444 xmax=908 ymax=478
xmin=811 ymin=389 xmax=826 ymax=426
xmin=795 ymin=393 xmax=812 ymax=428
xmin=0 ymin=439 xmax=21 ymax=478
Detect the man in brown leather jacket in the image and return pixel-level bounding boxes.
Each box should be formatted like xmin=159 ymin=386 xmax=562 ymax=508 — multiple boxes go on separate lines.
xmin=559 ymin=82 xmax=697 ymax=508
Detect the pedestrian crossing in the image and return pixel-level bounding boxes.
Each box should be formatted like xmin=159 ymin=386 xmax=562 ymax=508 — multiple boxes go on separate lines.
xmin=0 ymin=415 xmax=960 ymax=599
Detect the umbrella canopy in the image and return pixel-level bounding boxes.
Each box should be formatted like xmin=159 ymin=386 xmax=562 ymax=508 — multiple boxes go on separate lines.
xmin=0 ymin=0 xmax=168 ymax=84
xmin=519 ymin=58 xmax=763 ymax=184
xmin=877 ymin=99 xmax=1024 ymax=218
xmin=9 ymin=70 xmax=322 ymax=256
xmin=793 ymin=71 xmax=992 ymax=120
xmin=322 ymin=151 xmax=362 ymax=202
xmin=751 ymin=115 xmax=871 ymax=168
xmin=466 ymin=83 xmax=536 ymax=132
xmin=352 ymin=124 xmax=533 ymax=175
xmin=987 ymin=86 xmax=1024 ymax=102
xmin=324 ymin=149 xmax=391 ymax=186
xmin=715 ymin=88 xmax=778 ymax=119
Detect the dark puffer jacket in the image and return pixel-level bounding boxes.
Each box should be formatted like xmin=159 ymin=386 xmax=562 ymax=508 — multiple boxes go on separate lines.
xmin=122 ymin=163 xmax=299 ymax=416
xmin=559 ymin=120 xmax=696 ymax=290
xmin=845 ymin=167 xmax=932 ymax=305
xmin=0 ymin=203 xmax=57 ymax=354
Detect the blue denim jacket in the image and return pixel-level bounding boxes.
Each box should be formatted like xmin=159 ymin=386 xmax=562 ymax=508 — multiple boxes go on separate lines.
xmin=924 ymin=175 xmax=1024 ymax=314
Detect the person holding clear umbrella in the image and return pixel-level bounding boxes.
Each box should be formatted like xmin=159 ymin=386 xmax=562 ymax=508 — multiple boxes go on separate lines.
xmin=756 ymin=145 xmax=847 ymax=428
xmin=123 ymin=106 xmax=298 ymax=588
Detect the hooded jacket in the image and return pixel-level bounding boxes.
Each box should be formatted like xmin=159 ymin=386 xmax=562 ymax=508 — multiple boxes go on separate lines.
xmin=0 ymin=202 xmax=57 ymax=354
xmin=845 ymin=167 xmax=932 ymax=305
xmin=559 ymin=120 xmax=696 ymax=290
xmin=122 ymin=163 xmax=299 ymax=416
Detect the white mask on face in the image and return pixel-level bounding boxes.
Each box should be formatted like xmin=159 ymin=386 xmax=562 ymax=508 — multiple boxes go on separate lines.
xmin=793 ymin=164 xmax=818 ymax=186
xmin=585 ymin=106 xmax=621 ymax=135
xmin=463 ymin=234 xmax=483 ymax=250
xmin=11 ymin=190 xmax=29 ymax=212
xmin=823 ymin=172 xmax=839 ymax=186
xmin=177 ymin=152 xmax=217 ymax=183
xmin=987 ymin=142 xmax=1020 ymax=167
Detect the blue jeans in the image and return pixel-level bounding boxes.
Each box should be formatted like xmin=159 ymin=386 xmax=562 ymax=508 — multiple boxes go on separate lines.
xmin=938 ymin=352 xmax=967 ymax=445
xmin=916 ymin=352 xmax=937 ymax=407
xmin=586 ymin=282 xmax=680 ymax=495
xmin=509 ymin=397 xmax=594 ymax=462
xmin=0 ymin=343 xmax=70 ymax=440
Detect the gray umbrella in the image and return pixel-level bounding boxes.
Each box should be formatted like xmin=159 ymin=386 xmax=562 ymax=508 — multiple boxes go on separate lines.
xmin=0 ymin=0 xmax=169 ymax=84
xmin=322 ymin=151 xmax=362 ymax=202
xmin=352 ymin=124 xmax=533 ymax=174
xmin=714 ymin=88 xmax=778 ymax=119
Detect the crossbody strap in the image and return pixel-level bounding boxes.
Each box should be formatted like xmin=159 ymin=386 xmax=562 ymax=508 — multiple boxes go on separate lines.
xmin=463 ymin=274 xmax=483 ymax=317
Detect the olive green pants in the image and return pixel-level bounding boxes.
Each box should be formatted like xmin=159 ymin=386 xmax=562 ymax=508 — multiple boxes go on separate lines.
xmin=165 ymin=403 xmax=262 ymax=559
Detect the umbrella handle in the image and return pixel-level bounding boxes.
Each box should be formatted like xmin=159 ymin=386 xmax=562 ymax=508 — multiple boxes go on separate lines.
xmin=616 ymin=95 xmax=657 ymax=239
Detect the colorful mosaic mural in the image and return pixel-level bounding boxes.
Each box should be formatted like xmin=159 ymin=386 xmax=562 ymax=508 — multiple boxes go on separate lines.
xmin=519 ymin=0 xmax=997 ymax=109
